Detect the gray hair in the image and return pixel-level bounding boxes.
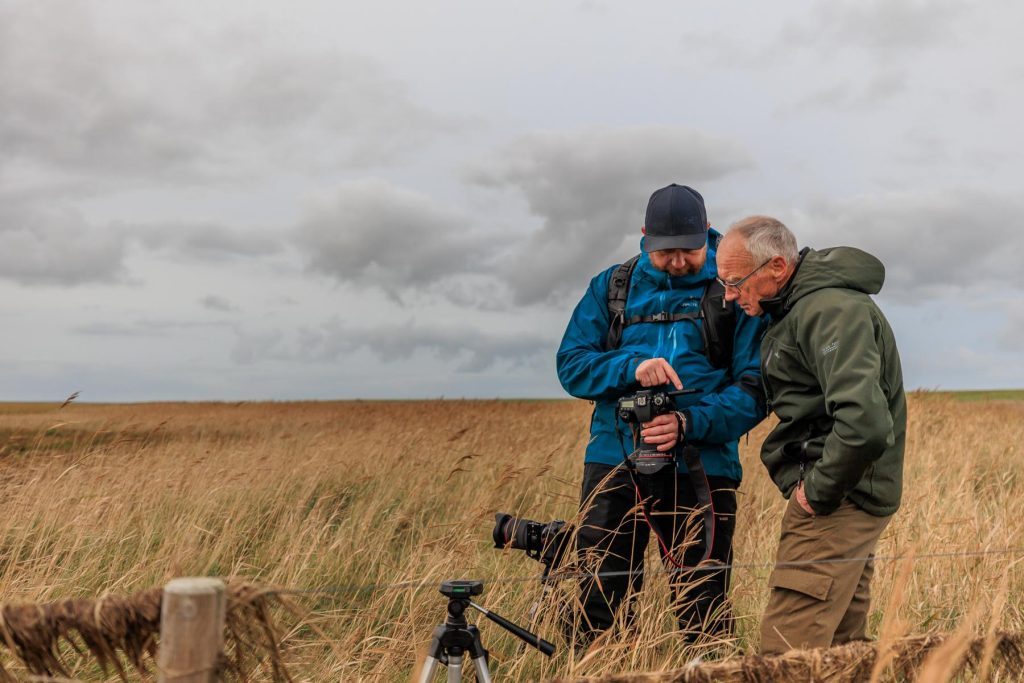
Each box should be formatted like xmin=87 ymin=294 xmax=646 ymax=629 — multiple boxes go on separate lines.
xmin=728 ymin=215 xmax=799 ymax=264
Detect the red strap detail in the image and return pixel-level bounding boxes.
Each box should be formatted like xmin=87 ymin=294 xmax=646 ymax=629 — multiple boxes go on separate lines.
xmin=633 ymin=481 xmax=686 ymax=569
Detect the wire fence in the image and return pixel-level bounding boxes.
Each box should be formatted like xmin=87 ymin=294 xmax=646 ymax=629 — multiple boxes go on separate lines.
xmin=268 ymin=545 xmax=1024 ymax=598
xmin=0 ymin=545 xmax=1020 ymax=683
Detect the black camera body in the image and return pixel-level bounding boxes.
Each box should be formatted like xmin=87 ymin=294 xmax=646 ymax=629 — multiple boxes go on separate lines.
xmin=616 ymin=388 xmax=676 ymax=424
xmin=492 ymin=513 xmax=569 ymax=570
xmin=616 ymin=388 xmax=698 ymax=474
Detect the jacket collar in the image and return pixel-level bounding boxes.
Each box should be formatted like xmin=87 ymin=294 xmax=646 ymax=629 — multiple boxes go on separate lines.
xmin=759 ymin=247 xmax=810 ymax=320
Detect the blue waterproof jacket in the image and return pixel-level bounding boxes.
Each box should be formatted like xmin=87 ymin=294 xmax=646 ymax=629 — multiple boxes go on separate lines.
xmin=556 ymin=230 xmax=766 ymax=482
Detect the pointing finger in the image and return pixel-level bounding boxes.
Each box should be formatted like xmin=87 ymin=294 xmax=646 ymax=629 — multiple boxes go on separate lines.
xmin=663 ymin=362 xmax=683 ymax=390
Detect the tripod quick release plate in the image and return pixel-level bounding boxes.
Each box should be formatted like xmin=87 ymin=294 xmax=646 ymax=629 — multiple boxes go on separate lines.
xmin=439 ymin=580 xmax=483 ymax=599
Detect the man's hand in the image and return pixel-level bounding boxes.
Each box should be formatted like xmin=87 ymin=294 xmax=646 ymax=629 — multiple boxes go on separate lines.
xmin=795 ymin=482 xmax=816 ymax=515
xmin=640 ymin=412 xmax=684 ymax=452
xmin=635 ymin=358 xmax=683 ymax=389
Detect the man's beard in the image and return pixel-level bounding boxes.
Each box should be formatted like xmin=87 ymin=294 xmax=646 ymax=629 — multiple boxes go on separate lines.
xmin=667 ymin=265 xmax=698 ymax=276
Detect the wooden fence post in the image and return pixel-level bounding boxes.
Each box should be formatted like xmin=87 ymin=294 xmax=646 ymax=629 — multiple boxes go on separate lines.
xmin=157 ymin=577 xmax=227 ymax=683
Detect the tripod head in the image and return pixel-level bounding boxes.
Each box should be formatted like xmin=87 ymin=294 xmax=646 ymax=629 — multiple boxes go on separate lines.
xmin=440 ymin=579 xmax=483 ymax=599
xmin=439 ymin=580 xmax=481 ymax=625
xmin=435 ymin=580 xmax=555 ymax=658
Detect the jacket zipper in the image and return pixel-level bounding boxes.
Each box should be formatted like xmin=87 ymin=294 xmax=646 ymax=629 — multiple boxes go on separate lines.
xmin=761 ymin=336 xmax=776 ymax=415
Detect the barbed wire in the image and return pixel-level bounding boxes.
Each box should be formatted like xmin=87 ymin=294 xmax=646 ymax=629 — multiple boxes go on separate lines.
xmin=269 ymin=545 xmax=1024 ymax=598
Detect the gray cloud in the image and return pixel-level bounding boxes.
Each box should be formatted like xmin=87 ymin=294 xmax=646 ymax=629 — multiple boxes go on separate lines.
xmin=213 ymin=45 xmax=453 ymax=169
xmin=200 ymin=295 xmax=238 ymax=313
xmin=893 ymin=132 xmax=952 ymax=167
xmin=782 ymin=188 xmax=1024 ymax=300
xmin=72 ymin=319 xmax=230 ymax=337
xmin=783 ymin=0 xmax=964 ymax=53
xmin=783 ymin=69 xmax=908 ymax=113
xmin=428 ymin=276 xmax=512 ymax=312
xmin=766 ymin=1 xmax=963 ymax=115
xmin=137 ymin=223 xmax=283 ymax=262
xmin=0 ymin=193 xmax=285 ymax=286
xmin=998 ymin=302 xmax=1024 ymax=353
xmin=577 ymin=0 xmax=609 ymax=14
xmin=292 ymin=128 xmax=752 ymax=308
xmin=0 ymin=2 xmax=450 ymax=193
xmin=294 ymin=179 xmax=503 ymax=299
xmin=230 ymin=329 xmax=286 ymax=366
xmin=466 ymin=126 xmax=753 ymax=304
xmin=0 ymin=202 xmax=127 ymax=286
xmin=232 ymin=318 xmax=551 ymax=372
xmin=0 ymin=3 xmax=211 ymax=186
xmin=678 ymin=0 xmax=962 ymax=73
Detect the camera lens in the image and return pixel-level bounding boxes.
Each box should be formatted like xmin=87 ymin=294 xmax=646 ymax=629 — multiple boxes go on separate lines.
xmin=492 ymin=513 xmax=515 ymax=548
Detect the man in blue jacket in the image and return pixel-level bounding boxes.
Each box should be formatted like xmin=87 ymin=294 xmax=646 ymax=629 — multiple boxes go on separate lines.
xmin=557 ymin=184 xmax=766 ymax=641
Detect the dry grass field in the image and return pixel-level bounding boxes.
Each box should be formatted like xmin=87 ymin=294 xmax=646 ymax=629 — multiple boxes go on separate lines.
xmin=0 ymin=393 xmax=1023 ymax=681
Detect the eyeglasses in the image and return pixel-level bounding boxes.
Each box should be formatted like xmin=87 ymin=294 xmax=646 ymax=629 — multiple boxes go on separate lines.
xmin=716 ymin=259 xmax=770 ymax=291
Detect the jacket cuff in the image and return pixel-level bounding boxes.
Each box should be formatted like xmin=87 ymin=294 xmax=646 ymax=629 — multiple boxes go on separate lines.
xmin=803 ymin=473 xmax=841 ymax=516
xmin=681 ymin=407 xmax=705 ymax=441
xmin=623 ymin=357 xmax=643 ymax=386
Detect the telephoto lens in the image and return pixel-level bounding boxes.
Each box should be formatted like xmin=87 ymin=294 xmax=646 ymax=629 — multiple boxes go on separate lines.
xmin=492 ymin=513 xmax=570 ymax=568
xmin=492 ymin=513 xmax=536 ymax=551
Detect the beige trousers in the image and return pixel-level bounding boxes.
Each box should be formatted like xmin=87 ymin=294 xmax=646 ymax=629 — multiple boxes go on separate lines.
xmin=759 ymin=495 xmax=892 ymax=655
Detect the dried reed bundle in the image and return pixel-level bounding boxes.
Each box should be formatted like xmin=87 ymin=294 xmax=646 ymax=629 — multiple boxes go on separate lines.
xmin=0 ymin=580 xmax=292 ymax=682
xmin=559 ymin=631 xmax=1024 ymax=682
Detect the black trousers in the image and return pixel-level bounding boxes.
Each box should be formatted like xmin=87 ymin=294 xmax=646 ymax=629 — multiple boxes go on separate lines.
xmin=575 ymin=462 xmax=738 ymax=640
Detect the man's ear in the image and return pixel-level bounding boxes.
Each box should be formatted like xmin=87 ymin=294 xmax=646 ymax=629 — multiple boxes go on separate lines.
xmin=770 ymin=255 xmax=789 ymax=277
xmin=641 ymin=225 xmax=647 ymax=235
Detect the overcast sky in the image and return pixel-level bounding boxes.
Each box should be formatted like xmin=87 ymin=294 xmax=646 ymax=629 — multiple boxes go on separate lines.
xmin=1 ymin=0 xmax=1022 ymax=401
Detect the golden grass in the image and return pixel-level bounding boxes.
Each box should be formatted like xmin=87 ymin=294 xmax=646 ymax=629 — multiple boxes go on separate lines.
xmin=0 ymin=393 xmax=1021 ymax=681
xmin=0 ymin=580 xmax=289 ymax=682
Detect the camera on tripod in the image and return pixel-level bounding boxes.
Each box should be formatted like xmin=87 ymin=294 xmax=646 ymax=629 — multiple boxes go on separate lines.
xmin=492 ymin=513 xmax=570 ymax=570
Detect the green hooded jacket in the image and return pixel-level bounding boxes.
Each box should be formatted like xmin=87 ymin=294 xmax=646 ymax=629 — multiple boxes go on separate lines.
xmin=759 ymin=247 xmax=906 ymax=517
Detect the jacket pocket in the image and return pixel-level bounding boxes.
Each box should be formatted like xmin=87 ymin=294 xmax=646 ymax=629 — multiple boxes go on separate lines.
xmin=768 ymin=567 xmax=833 ymax=601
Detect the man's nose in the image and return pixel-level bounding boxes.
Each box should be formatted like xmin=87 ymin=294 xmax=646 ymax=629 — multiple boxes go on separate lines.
xmin=723 ymin=287 xmax=739 ymax=302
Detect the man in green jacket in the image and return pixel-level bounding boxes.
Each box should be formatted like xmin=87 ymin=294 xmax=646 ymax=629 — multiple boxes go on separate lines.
xmin=716 ymin=215 xmax=906 ymax=654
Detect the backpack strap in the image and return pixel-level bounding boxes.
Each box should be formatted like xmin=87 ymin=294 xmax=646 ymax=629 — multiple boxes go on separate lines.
xmin=699 ymin=279 xmax=736 ymax=369
xmin=624 ymin=310 xmax=701 ymax=325
xmin=699 ymin=230 xmax=737 ymax=369
xmin=605 ymin=254 xmax=737 ymax=369
xmin=605 ymin=254 xmax=640 ymax=350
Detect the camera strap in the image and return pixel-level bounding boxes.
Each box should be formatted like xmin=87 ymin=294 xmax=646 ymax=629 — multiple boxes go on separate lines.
xmin=617 ymin=414 xmax=716 ymax=567
xmin=673 ymin=411 xmax=715 ymax=565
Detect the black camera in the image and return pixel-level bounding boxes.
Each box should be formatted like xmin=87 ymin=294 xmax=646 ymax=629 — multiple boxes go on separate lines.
xmin=617 ymin=388 xmax=678 ymax=424
xmin=616 ymin=388 xmax=699 ymax=474
xmin=492 ymin=513 xmax=570 ymax=569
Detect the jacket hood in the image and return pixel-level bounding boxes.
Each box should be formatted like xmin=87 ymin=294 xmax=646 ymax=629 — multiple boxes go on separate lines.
xmin=761 ymin=246 xmax=885 ymax=318
xmin=636 ymin=228 xmax=721 ymax=288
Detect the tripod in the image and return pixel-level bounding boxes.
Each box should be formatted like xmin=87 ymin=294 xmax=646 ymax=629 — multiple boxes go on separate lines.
xmin=418 ymin=580 xmax=555 ymax=683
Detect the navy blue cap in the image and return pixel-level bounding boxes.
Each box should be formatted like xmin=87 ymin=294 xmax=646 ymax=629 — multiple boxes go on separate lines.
xmin=643 ymin=184 xmax=708 ymax=252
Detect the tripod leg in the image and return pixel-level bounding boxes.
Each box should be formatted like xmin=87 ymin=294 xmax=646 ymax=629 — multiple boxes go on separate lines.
xmin=472 ymin=655 xmax=493 ymax=683
xmin=418 ymin=656 xmax=440 ymax=683
xmin=466 ymin=625 xmax=492 ymax=683
xmin=418 ymin=625 xmax=447 ymax=683
xmin=446 ymin=654 xmax=463 ymax=683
